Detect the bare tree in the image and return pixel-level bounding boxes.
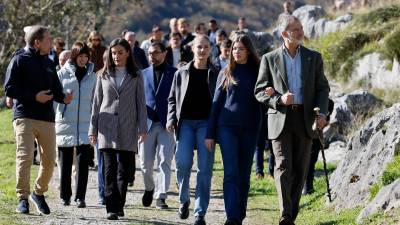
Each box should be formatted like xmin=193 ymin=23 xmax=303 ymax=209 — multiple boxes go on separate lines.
xmin=0 ymin=0 xmax=141 ymax=85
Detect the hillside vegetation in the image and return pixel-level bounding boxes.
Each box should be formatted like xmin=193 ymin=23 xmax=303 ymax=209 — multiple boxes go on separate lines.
xmin=306 ymin=4 xmax=400 ymax=104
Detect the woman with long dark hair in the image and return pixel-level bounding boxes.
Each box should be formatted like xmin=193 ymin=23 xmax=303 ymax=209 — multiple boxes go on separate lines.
xmin=55 ymin=41 xmax=97 ymax=208
xmin=205 ymin=34 xmax=262 ymax=225
xmin=89 ymin=38 xmax=147 ymax=220
xmin=167 ymin=35 xmax=218 ymax=225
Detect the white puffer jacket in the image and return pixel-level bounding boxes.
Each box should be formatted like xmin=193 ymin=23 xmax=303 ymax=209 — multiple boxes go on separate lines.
xmin=55 ymin=61 xmax=97 ymax=147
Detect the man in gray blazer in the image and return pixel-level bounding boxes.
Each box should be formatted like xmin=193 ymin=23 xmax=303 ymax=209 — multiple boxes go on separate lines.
xmin=255 ymin=15 xmax=330 ymax=225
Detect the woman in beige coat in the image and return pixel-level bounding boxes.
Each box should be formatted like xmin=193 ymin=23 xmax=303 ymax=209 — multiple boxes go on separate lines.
xmin=89 ymin=38 xmax=147 ymax=220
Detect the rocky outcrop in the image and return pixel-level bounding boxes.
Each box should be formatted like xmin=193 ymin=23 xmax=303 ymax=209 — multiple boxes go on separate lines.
xmin=357 ymin=179 xmax=400 ymax=223
xmin=292 ymin=5 xmax=352 ymax=38
xmin=324 ymin=90 xmax=383 ymax=147
xmin=329 ymin=103 xmax=400 ymax=209
xmin=351 ymin=53 xmax=400 ymax=89
xmin=321 ymin=140 xmax=347 ymax=164
xmin=229 ymin=29 xmax=273 ymax=56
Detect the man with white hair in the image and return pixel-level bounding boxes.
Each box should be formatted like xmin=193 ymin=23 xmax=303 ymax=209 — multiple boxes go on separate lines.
xmin=124 ymin=31 xmax=149 ymax=69
xmin=56 ymin=50 xmax=71 ymax=71
xmin=255 ymin=15 xmax=330 ymax=225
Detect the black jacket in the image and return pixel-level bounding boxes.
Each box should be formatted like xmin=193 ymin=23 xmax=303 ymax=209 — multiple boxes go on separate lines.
xmin=133 ymin=46 xmax=149 ymax=69
xmin=165 ymin=46 xmax=193 ymax=67
xmin=5 ymin=47 xmax=65 ymax=122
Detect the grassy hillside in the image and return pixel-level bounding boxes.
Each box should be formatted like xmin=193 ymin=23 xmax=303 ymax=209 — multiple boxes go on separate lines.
xmin=306 ymin=4 xmax=400 ymax=105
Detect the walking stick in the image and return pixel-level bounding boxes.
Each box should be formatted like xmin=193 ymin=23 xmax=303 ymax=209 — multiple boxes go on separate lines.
xmin=313 ymin=107 xmax=332 ymax=202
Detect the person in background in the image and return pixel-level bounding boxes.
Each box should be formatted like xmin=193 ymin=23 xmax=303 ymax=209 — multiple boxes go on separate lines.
xmin=140 ymin=42 xmax=177 ymax=210
xmin=178 ymin=18 xmax=195 ymax=48
xmin=207 ymin=19 xmax=219 ymax=45
xmin=211 ymin=39 xmax=231 ymax=72
xmin=141 ymin=25 xmax=167 ymax=58
xmin=48 ymin=37 xmax=65 ymax=67
xmin=89 ymin=38 xmax=147 ymax=220
xmin=205 ymin=34 xmax=262 ymax=225
xmin=164 ymin=18 xmax=179 ymax=43
xmin=88 ymin=31 xmax=107 ymax=72
xmin=56 ymin=50 xmax=71 ymax=71
xmin=302 ymin=99 xmax=334 ymax=195
xmin=165 ymin=32 xmax=193 ymax=68
xmin=194 ymin=22 xmax=207 ymax=36
xmin=254 ymin=88 xmax=275 ymax=180
xmin=55 ymin=42 xmax=97 ymax=208
xmin=124 ymin=31 xmax=149 ymax=70
xmin=278 ymin=1 xmax=294 ymax=22
xmin=237 ymin=17 xmax=248 ymax=31
xmin=215 ymin=29 xmax=228 ymax=48
xmin=5 ymin=25 xmax=73 ymax=215
xmin=96 ymin=50 xmax=108 ymax=206
xmin=167 ymin=35 xmax=218 ymax=225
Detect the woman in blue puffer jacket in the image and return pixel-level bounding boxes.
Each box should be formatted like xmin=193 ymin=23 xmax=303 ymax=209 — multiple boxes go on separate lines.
xmin=55 ymin=41 xmax=97 ymax=208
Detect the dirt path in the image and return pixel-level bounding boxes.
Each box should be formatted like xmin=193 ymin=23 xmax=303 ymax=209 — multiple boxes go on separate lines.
xmin=21 ymin=157 xmax=228 ymax=225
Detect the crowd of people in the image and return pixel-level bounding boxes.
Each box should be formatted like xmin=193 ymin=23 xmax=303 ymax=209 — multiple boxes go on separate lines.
xmin=4 ymin=2 xmax=332 ymax=225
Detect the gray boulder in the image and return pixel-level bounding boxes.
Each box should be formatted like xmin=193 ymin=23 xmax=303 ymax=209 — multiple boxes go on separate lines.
xmin=291 ymin=5 xmax=352 ymax=39
xmin=229 ymin=29 xmax=273 ymax=56
xmin=357 ymin=179 xmax=400 ymax=224
xmin=330 ymin=103 xmax=400 ymax=209
xmin=320 ymin=140 xmax=347 ymax=164
xmin=324 ymin=90 xmax=383 ymax=147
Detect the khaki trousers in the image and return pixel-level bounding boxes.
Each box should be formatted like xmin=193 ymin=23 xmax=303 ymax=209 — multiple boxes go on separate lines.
xmin=14 ymin=118 xmax=56 ymax=200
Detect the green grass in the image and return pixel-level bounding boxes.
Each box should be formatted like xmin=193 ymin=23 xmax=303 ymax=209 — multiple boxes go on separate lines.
xmin=0 ymin=109 xmax=36 ymax=225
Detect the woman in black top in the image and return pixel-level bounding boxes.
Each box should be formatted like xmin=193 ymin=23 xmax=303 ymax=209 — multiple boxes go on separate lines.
xmin=167 ymin=35 xmax=218 ymax=225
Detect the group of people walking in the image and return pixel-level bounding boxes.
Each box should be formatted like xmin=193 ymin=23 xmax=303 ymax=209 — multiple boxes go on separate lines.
xmin=4 ymin=7 xmax=330 ymax=225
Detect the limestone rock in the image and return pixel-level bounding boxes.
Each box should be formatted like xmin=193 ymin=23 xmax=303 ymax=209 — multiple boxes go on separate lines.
xmin=330 ymin=104 xmax=400 ymax=209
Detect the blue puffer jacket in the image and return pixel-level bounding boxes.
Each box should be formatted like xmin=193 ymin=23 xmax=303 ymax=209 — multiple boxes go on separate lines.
xmin=55 ymin=61 xmax=97 ymax=147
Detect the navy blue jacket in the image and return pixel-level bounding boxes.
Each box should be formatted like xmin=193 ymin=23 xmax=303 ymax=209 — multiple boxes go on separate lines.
xmin=141 ymin=63 xmax=177 ymax=130
xmin=206 ymin=62 xmax=262 ymax=139
xmin=5 ymin=47 xmax=65 ymax=122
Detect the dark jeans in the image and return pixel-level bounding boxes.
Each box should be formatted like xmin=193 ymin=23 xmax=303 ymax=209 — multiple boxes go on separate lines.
xmin=58 ymin=144 xmax=92 ymax=201
xmin=218 ymin=126 xmax=258 ymax=222
xmin=101 ymin=148 xmax=135 ymax=213
xmin=305 ymin=139 xmax=321 ymax=190
xmin=97 ymin=147 xmax=105 ymax=200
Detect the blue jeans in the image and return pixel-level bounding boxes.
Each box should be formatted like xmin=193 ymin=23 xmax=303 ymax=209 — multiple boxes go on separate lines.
xmin=97 ymin=146 xmax=105 ymax=201
xmin=175 ymin=120 xmax=215 ymax=217
xmin=217 ymin=126 xmax=258 ymax=221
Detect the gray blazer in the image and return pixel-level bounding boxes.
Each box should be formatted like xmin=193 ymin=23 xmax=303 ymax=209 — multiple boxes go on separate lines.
xmin=167 ymin=61 xmax=218 ymax=138
xmin=255 ymin=45 xmax=330 ymax=139
xmin=88 ymin=70 xmax=147 ymax=152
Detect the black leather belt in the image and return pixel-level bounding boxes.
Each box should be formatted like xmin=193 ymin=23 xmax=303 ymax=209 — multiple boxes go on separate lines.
xmin=288 ymin=104 xmax=303 ymax=110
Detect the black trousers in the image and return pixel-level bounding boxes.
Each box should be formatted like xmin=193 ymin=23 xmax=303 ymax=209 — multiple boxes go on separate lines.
xmin=305 ymin=139 xmax=321 ymax=190
xmin=101 ymin=148 xmax=135 ymax=213
xmin=58 ymin=144 xmax=92 ymax=201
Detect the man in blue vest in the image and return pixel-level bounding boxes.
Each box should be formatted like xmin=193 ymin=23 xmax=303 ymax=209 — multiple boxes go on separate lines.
xmin=139 ymin=42 xmax=177 ymax=209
